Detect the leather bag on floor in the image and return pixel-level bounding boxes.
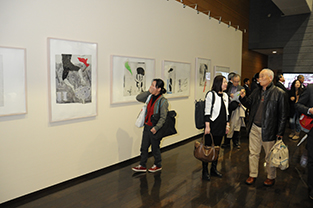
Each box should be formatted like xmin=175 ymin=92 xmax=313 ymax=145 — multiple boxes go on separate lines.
xmin=194 ymin=133 xmax=220 ymax=162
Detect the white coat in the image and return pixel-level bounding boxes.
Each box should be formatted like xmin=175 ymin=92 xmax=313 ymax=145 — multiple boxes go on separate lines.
xmin=204 ymin=91 xmax=229 ymax=121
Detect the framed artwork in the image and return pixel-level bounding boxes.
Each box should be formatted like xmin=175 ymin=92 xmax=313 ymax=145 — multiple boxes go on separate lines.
xmin=0 ymin=46 xmax=27 ymax=116
xmin=195 ymin=58 xmax=211 ymax=100
xmin=48 ymin=38 xmax=97 ymax=122
xmin=214 ymin=65 xmax=230 ymax=81
xmin=162 ymin=60 xmax=190 ymax=98
xmin=111 ymin=55 xmax=155 ymax=104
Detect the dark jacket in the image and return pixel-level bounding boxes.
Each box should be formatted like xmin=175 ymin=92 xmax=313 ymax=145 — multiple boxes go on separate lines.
xmin=243 ymin=84 xmax=251 ymax=97
xmin=250 ymin=81 xmax=259 ymax=93
xmin=136 ymin=91 xmax=168 ymax=132
xmin=240 ymin=82 xmax=288 ymax=141
xmin=289 ymin=85 xmax=304 ymax=116
xmin=276 ymin=81 xmax=288 ymax=92
xmin=295 ymin=84 xmax=313 ymax=135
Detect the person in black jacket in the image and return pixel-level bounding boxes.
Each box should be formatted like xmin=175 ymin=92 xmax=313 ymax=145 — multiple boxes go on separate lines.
xmin=289 ymin=80 xmax=304 ymax=140
xmin=295 ymin=84 xmax=313 ymax=200
xmin=275 ymin=73 xmax=288 ymax=92
xmin=239 ymin=68 xmax=288 ymax=187
xmin=243 ymin=78 xmax=251 ymax=97
xmin=250 ymin=72 xmax=260 ymax=93
xmin=202 ymin=75 xmax=230 ymax=181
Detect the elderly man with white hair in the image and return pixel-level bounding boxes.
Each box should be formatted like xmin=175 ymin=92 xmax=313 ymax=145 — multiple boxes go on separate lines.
xmin=239 ymin=68 xmax=288 ymax=187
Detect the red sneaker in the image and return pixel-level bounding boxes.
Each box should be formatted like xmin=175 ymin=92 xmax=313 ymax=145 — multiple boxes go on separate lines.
xmin=132 ymin=165 xmax=147 ymax=172
xmin=148 ymin=165 xmax=162 ymax=172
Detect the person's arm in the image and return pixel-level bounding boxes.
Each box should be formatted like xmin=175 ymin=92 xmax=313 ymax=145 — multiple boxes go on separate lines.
xmin=239 ymin=88 xmax=252 ymax=109
xmin=276 ymin=91 xmax=289 ymax=137
xmin=204 ymin=92 xmax=214 ymax=134
xmin=136 ymin=91 xmax=151 ymax=103
xmin=151 ymin=98 xmax=169 ymax=133
xmin=295 ymin=85 xmax=311 ymax=116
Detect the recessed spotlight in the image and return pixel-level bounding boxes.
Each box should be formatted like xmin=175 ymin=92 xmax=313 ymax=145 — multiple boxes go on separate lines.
xmin=272 ymin=50 xmax=277 ymax=54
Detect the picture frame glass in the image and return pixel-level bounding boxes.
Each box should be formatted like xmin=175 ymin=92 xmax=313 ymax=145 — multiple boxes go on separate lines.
xmin=0 ymin=47 xmax=27 ymax=116
xmin=48 ymin=38 xmax=97 ymax=122
xmin=111 ymin=55 xmax=155 ymax=104
xmin=195 ymin=58 xmax=211 ymax=100
xmin=163 ymin=60 xmax=190 ymax=98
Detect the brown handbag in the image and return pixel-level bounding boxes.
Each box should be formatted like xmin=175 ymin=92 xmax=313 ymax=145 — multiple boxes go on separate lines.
xmin=194 ymin=133 xmax=220 ymax=162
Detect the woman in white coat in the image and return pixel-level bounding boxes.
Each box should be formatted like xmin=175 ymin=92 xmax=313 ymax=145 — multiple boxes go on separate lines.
xmin=202 ymin=75 xmax=230 ymax=181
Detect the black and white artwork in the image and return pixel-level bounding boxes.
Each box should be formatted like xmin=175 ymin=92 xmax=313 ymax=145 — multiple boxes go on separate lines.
xmin=49 ymin=38 xmax=97 ymax=122
xmin=0 ymin=47 xmax=26 ymax=116
xmin=55 ymin=54 xmax=92 ymax=104
xmin=123 ymin=61 xmax=146 ymax=96
xmin=111 ymin=55 xmax=155 ymax=104
xmin=195 ymin=58 xmax=211 ymax=100
xmin=163 ymin=60 xmax=190 ymax=98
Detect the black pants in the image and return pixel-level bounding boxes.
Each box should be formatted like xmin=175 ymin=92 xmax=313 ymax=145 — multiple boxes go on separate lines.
xmin=140 ymin=125 xmax=162 ymax=168
xmin=204 ymin=134 xmax=223 ymax=146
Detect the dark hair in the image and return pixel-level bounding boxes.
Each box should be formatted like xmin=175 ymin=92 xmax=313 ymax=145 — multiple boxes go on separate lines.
xmin=290 ymin=79 xmax=304 ymax=95
xmin=228 ymin=72 xmax=236 ymax=81
xmin=153 ymin=78 xmax=167 ymax=94
xmin=211 ymin=75 xmax=226 ymax=93
xmin=243 ymin=78 xmax=249 ymax=83
xmin=276 ymin=73 xmax=283 ymax=82
xmin=252 ymin=72 xmax=259 ymax=82
xmin=298 ymin=75 xmax=304 ymax=80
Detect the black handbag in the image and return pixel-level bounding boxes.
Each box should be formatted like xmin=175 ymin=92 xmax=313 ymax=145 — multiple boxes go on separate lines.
xmin=151 ymin=110 xmax=177 ymax=139
xmin=194 ymin=133 xmax=220 ymax=162
xmin=195 ymin=91 xmax=215 ymax=129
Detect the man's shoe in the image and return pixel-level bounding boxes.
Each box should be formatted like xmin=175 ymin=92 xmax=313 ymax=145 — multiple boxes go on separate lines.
xmin=132 ymin=165 xmax=147 ymax=172
xmin=245 ymin=177 xmax=256 ymax=185
xmin=148 ymin=165 xmax=162 ymax=173
xmin=263 ymin=178 xmax=275 ymax=187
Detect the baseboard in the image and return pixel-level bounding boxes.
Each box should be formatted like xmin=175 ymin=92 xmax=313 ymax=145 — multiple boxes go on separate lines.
xmin=0 ymin=134 xmax=202 ymax=207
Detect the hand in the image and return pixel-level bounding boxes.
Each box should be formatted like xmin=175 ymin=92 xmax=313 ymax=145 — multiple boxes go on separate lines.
xmin=240 ymin=89 xmax=246 ymax=98
xmin=205 ymin=122 xmax=211 ymax=135
xmin=290 ymin=96 xmax=295 ymax=101
xmin=205 ymin=127 xmax=211 ymax=135
xmin=151 ymin=127 xmax=157 ymax=134
xmin=230 ymin=93 xmax=234 ymax=98
xmin=226 ymin=123 xmax=230 ymax=134
xmin=309 ymin=108 xmax=313 ymax=115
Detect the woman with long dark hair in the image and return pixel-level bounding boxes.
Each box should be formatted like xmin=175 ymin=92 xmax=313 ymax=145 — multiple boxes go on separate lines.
xmin=132 ymin=79 xmax=168 ymax=173
xmin=289 ymin=79 xmax=304 ymax=140
xmin=202 ymin=75 xmax=230 ymax=180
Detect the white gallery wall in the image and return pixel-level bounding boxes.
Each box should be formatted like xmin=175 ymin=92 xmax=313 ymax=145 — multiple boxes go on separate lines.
xmin=0 ymin=0 xmax=242 ymax=203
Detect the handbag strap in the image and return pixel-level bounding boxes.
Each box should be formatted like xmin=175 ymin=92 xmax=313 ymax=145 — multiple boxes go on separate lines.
xmin=202 ymin=133 xmax=215 ymax=147
xmin=145 ymin=94 xmax=152 ymax=105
